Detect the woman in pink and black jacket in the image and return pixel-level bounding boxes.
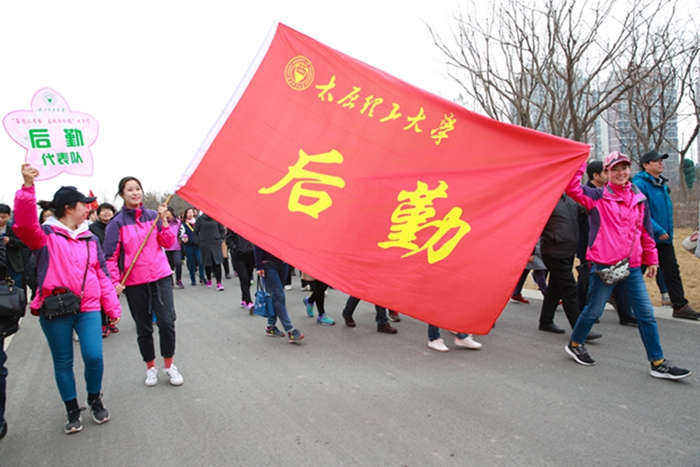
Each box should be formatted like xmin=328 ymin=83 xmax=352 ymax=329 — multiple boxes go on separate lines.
xmin=103 ymin=176 xmax=184 ymax=388
xmin=13 ymin=164 xmax=120 ymax=434
xmin=564 ymin=152 xmax=690 ymax=380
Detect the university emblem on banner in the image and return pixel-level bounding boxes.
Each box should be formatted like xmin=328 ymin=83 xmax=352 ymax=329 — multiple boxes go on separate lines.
xmin=284 ymin=56 xmax=315 ymax=91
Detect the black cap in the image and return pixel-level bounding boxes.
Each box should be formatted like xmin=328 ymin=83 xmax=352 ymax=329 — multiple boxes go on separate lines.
xmin=50 ymin=186 xmax=96 ymax=208
xmin=640 ymin=150 xmax=668 ymax=165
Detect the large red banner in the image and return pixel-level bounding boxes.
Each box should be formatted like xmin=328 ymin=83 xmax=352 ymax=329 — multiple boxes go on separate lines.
xmin=176 ymin=23 xmax=589 ymax=334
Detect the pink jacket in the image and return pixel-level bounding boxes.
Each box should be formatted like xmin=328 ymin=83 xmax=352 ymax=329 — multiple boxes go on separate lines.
xmin=103 ymin=205 xmax=175 ymax=286
xmin=566 ymin=163 xmax=658 ymax=268
xmin=164 ymin=219 xmax=182 ymax=252
xmin=12 ymin=185 xmax=121 ymax=318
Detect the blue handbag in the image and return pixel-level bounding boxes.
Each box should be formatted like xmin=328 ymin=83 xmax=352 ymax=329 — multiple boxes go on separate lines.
xmin=254 ymin=276 xmax=275 ymax=318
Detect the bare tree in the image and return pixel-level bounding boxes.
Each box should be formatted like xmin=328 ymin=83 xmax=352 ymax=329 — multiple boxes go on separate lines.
xmin=611 ymin=25 xmax=700 ymax=174
xmin=141 ymin=191 xmax=193 ymax=214
xmin=430 ymin=0 xmax=687 ymax=144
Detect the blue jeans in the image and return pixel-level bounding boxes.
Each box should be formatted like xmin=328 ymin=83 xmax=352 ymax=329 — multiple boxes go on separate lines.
xmin=39 ymin=311 xmax=104 ymax=401
xmin=183 ymin=244 xmax=205 ymax=284
xmin=571 ymin=267 xmax=664 ymax=362
xmin=428 ymin=325 xmax=467 ymax=341
xmin=263 ymin=263 xmax=294 ymax=332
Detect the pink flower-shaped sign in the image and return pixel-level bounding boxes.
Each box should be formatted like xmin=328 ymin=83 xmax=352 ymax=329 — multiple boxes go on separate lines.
xmin=3 ymin=88 xmax=98 ymax=181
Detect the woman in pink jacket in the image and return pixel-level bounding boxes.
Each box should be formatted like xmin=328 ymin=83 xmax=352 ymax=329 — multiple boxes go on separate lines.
xmin=103 ymin=177 xmax=184 ymax=387
xmin=564 ymin=152 xmax=690 ymax=380
xmin=13 ymin=164 xmax=121 ymax=434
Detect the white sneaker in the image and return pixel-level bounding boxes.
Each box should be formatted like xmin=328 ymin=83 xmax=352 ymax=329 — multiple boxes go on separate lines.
xmin=164 ymin=365 xmax=184 ymax=386
xmin=454 ymin=334 xmax=482 ymax=349
xmin=428 ymin=338 xmax=449 ymax=352
xmin=145 ymin=367 xmax=158 ymax=386
xmin=284 ymin=285 xmax=292 ymax=291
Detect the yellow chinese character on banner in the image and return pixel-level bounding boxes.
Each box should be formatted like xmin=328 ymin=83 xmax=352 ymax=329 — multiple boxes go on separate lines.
xmin=316 ymin=75 xmax=336 ymax=102
xmin=360 ymin=95 xmax=384 ymax=117
xmin=337 ymin=87 xmax=361 ymax=109
xmin=378 ymin=180 xmax=471 ymax=264
xmin=379 ymin=103 xmax=402 ymax=122
xmin=259 ymin=149 xmax=345 ymax=219
xmin=430 ymin=113 xmax=456 ymax=145
xmin=403 ymin=107 xmax=426 ymax=133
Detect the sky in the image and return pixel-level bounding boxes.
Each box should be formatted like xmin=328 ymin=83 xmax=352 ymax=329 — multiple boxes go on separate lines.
xmin=0 ymin=0 xmax=464 ymax=205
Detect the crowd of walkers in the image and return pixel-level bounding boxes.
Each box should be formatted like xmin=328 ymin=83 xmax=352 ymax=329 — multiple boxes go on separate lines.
xmin=1 ymin=149 xmax=698 ymax=438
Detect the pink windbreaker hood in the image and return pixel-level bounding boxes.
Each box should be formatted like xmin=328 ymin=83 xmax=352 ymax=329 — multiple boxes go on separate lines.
xmin=12 ymin=185 xmax=121 ymax=318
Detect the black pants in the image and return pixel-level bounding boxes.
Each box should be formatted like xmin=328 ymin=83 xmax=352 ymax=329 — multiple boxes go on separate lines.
xmin=656 ymin=243 xmax=688 ymax=310
xmin=342 ymin=296 xmax=391 ymax=326
xmin=205 ymin=265 xmax=222 ymax=284
xmin=307 ymin=280 xmax=329 ymax=315
xmin=540 ymin=254 xmax=579 ymax=328
xmin=231 ymin=252 xmax=255 ymax=303
xmin=124 ymin=277 xmax=177 ymax=362
xmin=165 ymin=250 xmax=183 ymax=281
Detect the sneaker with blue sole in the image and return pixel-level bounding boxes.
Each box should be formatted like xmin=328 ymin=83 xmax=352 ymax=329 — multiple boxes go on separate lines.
xmin=303 ymin=297 xmax=314 ymax=317
xmin=317 ymin=314 xmax=335 ymax=326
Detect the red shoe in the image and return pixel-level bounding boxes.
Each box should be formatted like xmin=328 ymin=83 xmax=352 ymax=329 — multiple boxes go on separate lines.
xmin=510 ymin=294 xmax=530 ymax=304
xmin=108 ymin=323 xmax=119 ymax=334
xmin=102 ymin=326 xmax=110 ymax=338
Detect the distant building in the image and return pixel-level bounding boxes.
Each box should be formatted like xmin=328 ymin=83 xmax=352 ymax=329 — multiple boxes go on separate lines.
xmin=594 ymin=69 xmax=680 ymax=183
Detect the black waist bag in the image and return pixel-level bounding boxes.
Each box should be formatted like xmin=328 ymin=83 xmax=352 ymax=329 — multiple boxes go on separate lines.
xmin=42 ymin=289 xmax=81 ymax=320
xmin=41 ymin=240 xmax=90 ymax=320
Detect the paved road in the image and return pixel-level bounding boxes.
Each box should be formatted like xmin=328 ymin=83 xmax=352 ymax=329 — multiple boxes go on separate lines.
xmin=1 ymin=281 xmax=699 ymax=467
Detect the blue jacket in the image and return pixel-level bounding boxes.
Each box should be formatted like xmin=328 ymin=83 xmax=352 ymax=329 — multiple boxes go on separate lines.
xmin=631 ymin=171 xmax=673 ymax=244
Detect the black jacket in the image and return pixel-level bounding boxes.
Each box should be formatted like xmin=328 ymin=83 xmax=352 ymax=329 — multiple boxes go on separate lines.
xmin=0 ymin=238 xmax=7 ymax=277
xmin=540 ymin=194 xmax=586 ymax=256
xmin=89 ymin=220 xmax=108 ymax=245
xmin=3 ymin=223 xmax=25 ymax=273
xmin=225 ymin=231 xmax=254 ymax=257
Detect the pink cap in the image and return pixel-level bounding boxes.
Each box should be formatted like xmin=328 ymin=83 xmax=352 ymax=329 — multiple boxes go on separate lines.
xmin=603 ymin=152 xmax=631 ymax=170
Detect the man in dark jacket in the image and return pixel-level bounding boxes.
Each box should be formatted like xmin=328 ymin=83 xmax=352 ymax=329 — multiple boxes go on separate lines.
xmin=0 ymin=204 xmax=25 ymax=289
xmin=632 ymin=150 xmax=699 ymax=320
xmin=0 ymin=232 xmax=10 ymax=440
xmin=538 ymin=194 xmax=601 ymax=340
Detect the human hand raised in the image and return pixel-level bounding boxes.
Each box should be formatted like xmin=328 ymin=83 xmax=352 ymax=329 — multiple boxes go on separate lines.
xmin=21 ymin=163 xmax=40 ymax=187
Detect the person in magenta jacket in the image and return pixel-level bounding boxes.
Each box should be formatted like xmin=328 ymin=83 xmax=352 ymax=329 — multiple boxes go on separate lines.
xmin=563 ymin=152 xmax=690 ymax=380
xmin=164 ymin=207 xmax=184 ymax=289
xmin=13 ymin=163 xmax=121 ymax=434
xmin=103 ymin=176 xmax=184 ymax=388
